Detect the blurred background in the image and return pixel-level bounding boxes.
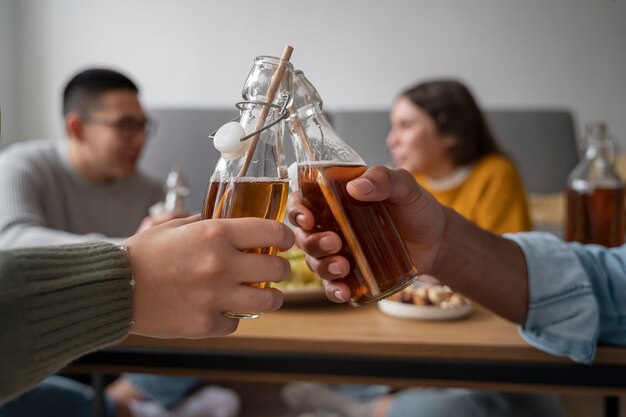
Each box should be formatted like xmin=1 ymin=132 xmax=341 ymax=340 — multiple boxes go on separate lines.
xmin=0 ymin=0 xmax=624 ymax=147
xmin=1 ymin=2 xmax=625 ymax=415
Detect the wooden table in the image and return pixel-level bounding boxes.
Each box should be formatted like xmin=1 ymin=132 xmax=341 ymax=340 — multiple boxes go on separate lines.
xmin=69 ymin=302 xmax=626 ymax=396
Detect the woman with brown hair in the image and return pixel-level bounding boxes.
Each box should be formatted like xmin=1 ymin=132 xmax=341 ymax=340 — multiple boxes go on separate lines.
xmin=387 ymin=79 xmax=531 ymax=234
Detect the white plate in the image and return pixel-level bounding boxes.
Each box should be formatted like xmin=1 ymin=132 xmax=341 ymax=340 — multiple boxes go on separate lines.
xmin=378 ymin=299 xmax=473 ymax=321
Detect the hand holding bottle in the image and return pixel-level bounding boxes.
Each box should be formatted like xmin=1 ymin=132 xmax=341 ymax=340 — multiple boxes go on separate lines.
xmin=125 ymin=215 xmax=294 ymax=337
xmin=288 ymin=167 xmax=443 ymax=303
xmin=203 ymin=49 xmax=294 ymax=319
xmin=288 ymin=72 xmax=418 ymax=306
xmin=287 ymin=166 xmax=530 ymax=324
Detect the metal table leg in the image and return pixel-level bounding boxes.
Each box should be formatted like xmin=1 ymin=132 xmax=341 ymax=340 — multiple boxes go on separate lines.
xmin=92 ymin=373 xmax=106 ymax=417
xmin=605 ymin=396 xmax=620 ymax=417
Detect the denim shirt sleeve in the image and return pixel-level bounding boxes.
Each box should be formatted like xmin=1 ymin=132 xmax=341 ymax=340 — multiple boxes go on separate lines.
xmin=505 ymin=232 xmax=599 ymax=364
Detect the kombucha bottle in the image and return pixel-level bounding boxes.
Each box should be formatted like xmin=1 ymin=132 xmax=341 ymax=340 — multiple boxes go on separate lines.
xmin=565 ymin=121 xmax=625 ymax=247
xmin=203 ymin=55 xmax=294 ymax=319
xmin=288 ymin=71 xmax=418 ymax=306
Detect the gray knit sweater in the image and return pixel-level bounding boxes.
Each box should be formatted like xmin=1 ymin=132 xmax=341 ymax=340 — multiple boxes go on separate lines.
xmin=0 ymin=139 xmax=164 ymax=248
xmin=0 ymin=242 xmax=132 ymax=403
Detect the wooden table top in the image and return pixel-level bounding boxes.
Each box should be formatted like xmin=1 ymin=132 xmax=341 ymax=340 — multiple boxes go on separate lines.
xmin=121 ymin=302 xmax=626 ymax=366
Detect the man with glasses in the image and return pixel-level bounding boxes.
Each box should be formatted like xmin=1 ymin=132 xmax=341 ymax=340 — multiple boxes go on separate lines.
xmin=0 ymin=68 xmax=170 ymax=247
xmin=0 ymin=69 xmax=238 ymax=417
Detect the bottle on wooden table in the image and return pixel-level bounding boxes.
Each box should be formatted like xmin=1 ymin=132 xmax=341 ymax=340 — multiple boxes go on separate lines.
xmin=565 ymin=121 xmax=625 ymax=247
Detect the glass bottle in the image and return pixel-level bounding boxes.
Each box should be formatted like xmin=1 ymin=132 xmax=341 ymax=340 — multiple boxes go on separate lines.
xmin=164 ymin=165 xmax=189 ymax=213
xmin=148 ymin=165 xmax=189 ymax=216
xmin=565 ymin=121 xmax=625 ymax=247
xmin=202 ymin=55 xmax=293 ymax=319
xmin=288 ymin=71 xmax=418 ymax=306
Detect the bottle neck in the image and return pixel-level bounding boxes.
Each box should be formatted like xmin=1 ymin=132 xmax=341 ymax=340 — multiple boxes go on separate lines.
xmin=584 ymin=139 xmax=601 ymax=159
xmin=289 ymin=105 xmax=364 ymax=166
xmin=569 ymin=137 xmax=623 ymax=191
xmin=584 ymin=137 xmax=614 ymax=163
xmin=297 ymin=104 xmax=333 ymax=131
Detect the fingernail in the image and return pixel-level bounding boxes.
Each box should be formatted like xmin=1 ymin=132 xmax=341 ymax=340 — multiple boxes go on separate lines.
xmin=328 ymin=262 xmax=342 ymax=275
xmin=350 ymin=178 xmax=375 ymax=195
xmin=296 ymin=213 xmax=306 ymax=227
xmin=319 ymin=236 xmax=335 ymax=251
xmin=333 ymin=290 xmax=344 ymax=301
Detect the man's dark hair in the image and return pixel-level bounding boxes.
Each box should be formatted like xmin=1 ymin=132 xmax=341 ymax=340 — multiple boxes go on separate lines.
xmin=62 ymin=69 xmax=139 ymax=117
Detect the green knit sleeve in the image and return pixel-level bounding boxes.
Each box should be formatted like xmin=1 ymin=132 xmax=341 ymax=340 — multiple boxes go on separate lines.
xmin=0 ymin=242 xmax=132 ymax=403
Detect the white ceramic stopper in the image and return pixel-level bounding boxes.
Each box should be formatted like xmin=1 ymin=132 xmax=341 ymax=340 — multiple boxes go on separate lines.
xmin=213 ymin=121 xmax=250 ymax=160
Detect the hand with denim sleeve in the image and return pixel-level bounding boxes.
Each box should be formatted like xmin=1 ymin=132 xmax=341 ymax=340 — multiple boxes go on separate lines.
xmin=287 ymin=166 xmax=529 ymax=324
xmin=509 ymin=233 xmax=626 ymax=363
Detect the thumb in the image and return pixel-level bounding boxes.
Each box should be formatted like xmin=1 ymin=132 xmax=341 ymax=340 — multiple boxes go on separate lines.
xmin=346 ymin=166 xmax=423 ymax=206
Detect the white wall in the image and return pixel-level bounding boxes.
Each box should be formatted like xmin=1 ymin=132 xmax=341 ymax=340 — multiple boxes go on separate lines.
xmin=9 ymin=0 xmax=626 ymax=146
xmin=0 ymin=0 xmax=18 ymax=146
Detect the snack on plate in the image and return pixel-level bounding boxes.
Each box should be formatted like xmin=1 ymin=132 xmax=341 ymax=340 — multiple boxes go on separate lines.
xmin=388 ymin=284 xmax=470 ymax=309
xmin=275 ymin=247 xmax=323 ymax=292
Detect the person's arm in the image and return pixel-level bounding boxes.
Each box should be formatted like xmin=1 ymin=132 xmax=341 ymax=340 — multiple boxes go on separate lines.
xmin=0 ymin=215 xmax=294 ymax=403
xmin=288 ymin=166 xmax=626 ymax=364
xmin=568 ymin=243 xmax=626 ymax=348
xmin=430 ymin=207 xmax=529 ymax=324
xmin=0 ymin=242 xmax=132 ymax=403
xmin=510 ymin=235 xmax=626 ymax=363
xmin=289 ymin=166 xmax=529 ymax=323
xmin=506 ymin=233 xmax=600 ymax=363
xmin=0 ymin=153 xmax=120 ymax=248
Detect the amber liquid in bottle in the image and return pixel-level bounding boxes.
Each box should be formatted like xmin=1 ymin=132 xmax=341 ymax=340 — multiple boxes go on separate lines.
xmin=565 ymin=187 xmax=626 ymax=247
xmin=299 ymin=162 xmax=417 ymax=305
xmin=202 ymin=177 xmax=289 ymax=289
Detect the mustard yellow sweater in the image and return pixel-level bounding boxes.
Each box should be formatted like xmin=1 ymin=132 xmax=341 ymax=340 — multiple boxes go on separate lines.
xmin=415 ymin=154 xmax=532 ymax=234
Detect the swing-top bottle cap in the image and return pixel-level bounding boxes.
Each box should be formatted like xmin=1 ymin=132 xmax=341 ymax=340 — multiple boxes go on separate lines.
xmin=213 ymin=121 xmax=251 ymax=160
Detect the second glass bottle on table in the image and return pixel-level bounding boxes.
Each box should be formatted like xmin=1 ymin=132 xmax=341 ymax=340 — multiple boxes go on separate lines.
xmin=288 ymin=71 xmax=418 ymax=306
xmin=565 ymin=121 xmax=625 ymax=247
xmin=202 ymin=55 xmax=293 ymax=319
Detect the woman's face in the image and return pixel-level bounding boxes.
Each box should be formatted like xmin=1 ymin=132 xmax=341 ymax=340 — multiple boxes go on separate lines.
xmin=386 ymin=96 xmax=455 ymax=175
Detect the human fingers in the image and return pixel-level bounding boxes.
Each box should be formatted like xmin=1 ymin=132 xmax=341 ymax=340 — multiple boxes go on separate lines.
xmin=215 ymin=218 xmax=295 ymax=252
xmin=226 ymin=286 xmax=285 ymax=314
xmin=128 ymin=266 xmax=241 ymax=338
xmin=232 ymin=252 xmax=291 ymax=284
xmin=304 ymin=253 xmax=350 ymax=280
xmin=346 ymin=166 xmax=424 ymax=206
xmin=322 ymin=279 xmax=352 ymax=303
xmin=208 ymin=317 xmax=240 ymax=337
xmin=287 ymin=192 xmax=316 ymax=230
xmin=294 ymin=228 xmax=343 ymax=258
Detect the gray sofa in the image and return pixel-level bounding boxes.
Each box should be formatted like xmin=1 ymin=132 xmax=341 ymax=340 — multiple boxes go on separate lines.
xmin=140 ymin=108 xmax=579 ymax=214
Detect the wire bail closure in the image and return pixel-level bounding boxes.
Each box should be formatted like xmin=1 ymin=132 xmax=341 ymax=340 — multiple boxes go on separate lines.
xmin=209 ymin=93 xmax=291 ymax=143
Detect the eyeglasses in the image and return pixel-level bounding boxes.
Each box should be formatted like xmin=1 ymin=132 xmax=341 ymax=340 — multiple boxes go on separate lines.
xmin=82 ymin=115 xmax=157 ymax=140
